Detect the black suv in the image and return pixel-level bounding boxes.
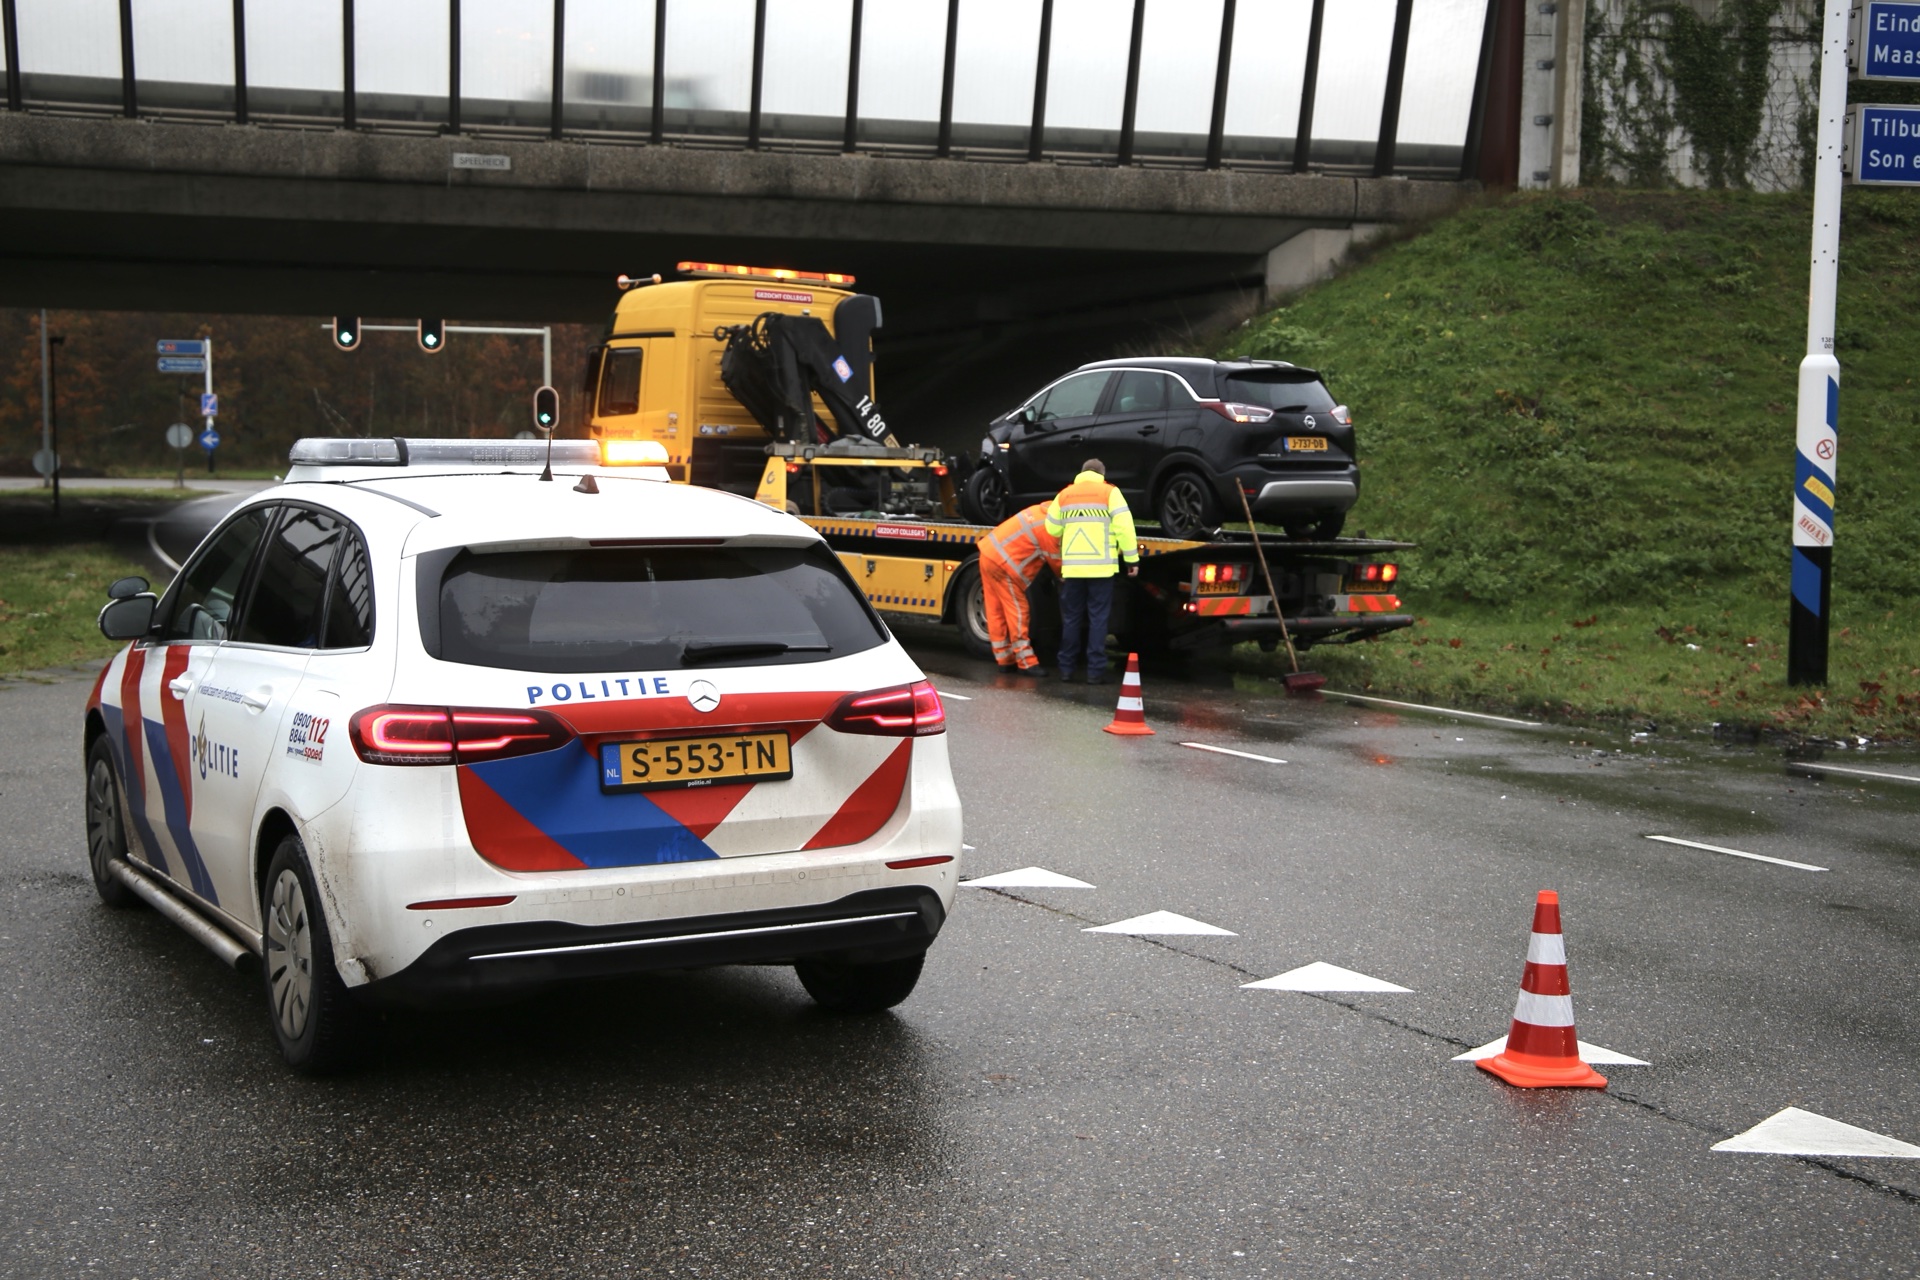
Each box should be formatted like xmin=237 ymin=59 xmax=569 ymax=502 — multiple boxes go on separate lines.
xmin=961 ymin=357 xmax=1357 ymax=540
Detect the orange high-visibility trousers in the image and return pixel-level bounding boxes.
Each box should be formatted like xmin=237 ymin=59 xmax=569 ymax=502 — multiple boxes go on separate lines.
xmin=981 ymin=555 xmax=1040 ymax=669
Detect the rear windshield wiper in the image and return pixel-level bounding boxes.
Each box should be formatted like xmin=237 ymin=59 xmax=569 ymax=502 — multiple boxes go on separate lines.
xmin=680 ymin=640 xmax=832 ymax=665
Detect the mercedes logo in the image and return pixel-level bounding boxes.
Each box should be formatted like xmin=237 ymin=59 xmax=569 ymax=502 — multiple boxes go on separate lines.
xmin=687 ymin=680 xmax=721 ymax=714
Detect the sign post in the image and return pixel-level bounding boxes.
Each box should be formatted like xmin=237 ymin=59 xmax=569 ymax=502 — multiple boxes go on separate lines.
xmin=158 ymin=338 xmax=217 ymax=475
xmin=166 ymin=422 xmax=193 ymax=489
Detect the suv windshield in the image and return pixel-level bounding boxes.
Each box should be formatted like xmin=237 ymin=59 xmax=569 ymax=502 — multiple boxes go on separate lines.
xmin=438 ymin=544 xmax=887 ymax=674
xmin=1221 ymin=372 xmax=1337 ymax=414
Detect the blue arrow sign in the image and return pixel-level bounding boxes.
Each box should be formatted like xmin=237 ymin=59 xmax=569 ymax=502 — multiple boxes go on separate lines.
xmin=158 ymin=356 xmax=207 ymax=374
xmin=156 ymin=339 xmax=206 ymax=356
xmin=1851 ymin=104 xmax=1920 ymax=184
xmin=200 ymin=392 xmax=219 ymax=417
xmin=199 ymin=428 xmax=220 ymax=452
xmin=1860 ymin=2 xmax=1920 ymax=79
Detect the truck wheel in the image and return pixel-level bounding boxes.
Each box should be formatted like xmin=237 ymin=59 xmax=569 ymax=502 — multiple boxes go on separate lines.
xmin=1156 ymin=471 xmax=1216 ymax=540
xmin=262 ymin=834 xmax=373 ymax=1075
xmin=962 ymin=467 xmax=1010 ymax=525
xmin=84 ymin=736 xmax=138 ymax=909
xmin=795 ymin=952 xmax=925 ymax=1013
xmin=952 ymin=562 xmax=995 ymax=659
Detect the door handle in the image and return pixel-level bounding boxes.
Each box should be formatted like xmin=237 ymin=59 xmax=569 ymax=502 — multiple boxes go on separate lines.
xmin=168 ymin=676 xmax=193 ymax=700
xmin=1066 ymin=434 xmax=1084 ymax=445
xmin=241 ymin=686 xmax=273 ymax=713
xmin=1137 ymin=425 xmax=1159 ymax=435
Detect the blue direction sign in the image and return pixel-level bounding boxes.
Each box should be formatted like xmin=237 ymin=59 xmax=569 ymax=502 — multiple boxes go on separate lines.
xmin=158 ymin=356 xmax=207 ymax=374
xmin=200 ymin=392 xmax=219 ymax=417
xmin=1850 ymin=104 xmax=1920 ymax=184
xmin=1858 ymin=2 xmax=1920 ymax=79
xmin=156 ymin=339 xmax=206 ymax=356
xmin=199 ymin=428 xmax=221 ymax=452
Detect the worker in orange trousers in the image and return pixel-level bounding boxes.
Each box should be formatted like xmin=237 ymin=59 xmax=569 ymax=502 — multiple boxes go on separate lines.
xmin=976 ymin=502 xmax=1061 ymax=674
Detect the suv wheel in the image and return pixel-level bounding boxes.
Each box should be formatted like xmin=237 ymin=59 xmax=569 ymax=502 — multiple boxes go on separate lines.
xmin=962 ymin=466 xmax=1010 ymax=525
xmin=1156 ymin=470 xmax=1216 ymax=540
xmin=84 ymin=736 xmax=138 ymax=909
xmin=263 ymin=834 xmax=373 ymax=1074
xmin=795 ymin=953 xmax=925 ymax=1013
xmin=1283 ymin=511 xmax=1347 ymax=540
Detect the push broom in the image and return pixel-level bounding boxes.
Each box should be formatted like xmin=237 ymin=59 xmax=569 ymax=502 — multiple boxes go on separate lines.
xmin=1237 ymin=488 xmax=1326 ymax=694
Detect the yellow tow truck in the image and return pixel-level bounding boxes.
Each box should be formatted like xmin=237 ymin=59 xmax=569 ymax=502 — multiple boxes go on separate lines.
xmin=585 ymin=263 xmax=1412 ymax=659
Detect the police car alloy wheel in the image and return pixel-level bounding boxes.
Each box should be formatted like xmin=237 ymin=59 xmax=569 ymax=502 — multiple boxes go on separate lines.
xmin=83 ymin=737 xmax=137 ymax=909
xmin=263 ymin=835 xmax=372 ymax=1075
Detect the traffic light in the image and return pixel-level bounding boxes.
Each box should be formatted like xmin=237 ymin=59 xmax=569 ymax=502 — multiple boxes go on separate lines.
xmin=533 ymin=386 xmax=559 ymax=432
xmin=333 ymin=317 xmax=360 ymax=351
xmin=418 ymin=319 xmax=445 ymax=353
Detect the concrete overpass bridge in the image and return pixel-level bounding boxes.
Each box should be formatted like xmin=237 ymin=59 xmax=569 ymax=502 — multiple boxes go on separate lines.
xmin=0 ymin=0 xmax=1563 ymax=438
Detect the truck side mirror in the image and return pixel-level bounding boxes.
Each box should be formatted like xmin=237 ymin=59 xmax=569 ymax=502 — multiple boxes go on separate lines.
xmin=107 ymin=575 xmax=150 ymax=599
xmin=99 ymin=594 xmax=158 ymax=641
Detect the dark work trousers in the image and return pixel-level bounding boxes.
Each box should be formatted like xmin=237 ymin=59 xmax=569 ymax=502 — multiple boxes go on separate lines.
xmin=1057 ymin=576 xmax=1115 ymax=679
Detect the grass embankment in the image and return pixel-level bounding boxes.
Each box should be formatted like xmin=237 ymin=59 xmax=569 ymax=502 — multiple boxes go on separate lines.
xmin=1221 ymin=189 xmax=1920 ymax=741
xmin=0 ymin=491 xmax=178 ymax=675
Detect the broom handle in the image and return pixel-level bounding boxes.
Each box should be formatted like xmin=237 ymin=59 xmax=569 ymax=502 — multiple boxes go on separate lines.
xmin=1238 ymin=487 xmax=1303 ymax=676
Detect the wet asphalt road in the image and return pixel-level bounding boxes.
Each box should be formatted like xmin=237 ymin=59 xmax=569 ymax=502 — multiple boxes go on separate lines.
xmin=2 ymin=640 xmax=1918 ymax=1278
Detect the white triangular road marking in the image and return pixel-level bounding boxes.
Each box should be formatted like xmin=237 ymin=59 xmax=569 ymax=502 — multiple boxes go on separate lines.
xmin=1242 ymin=962 xmax=1411 ymax=992
xmin=960 ymin=866 xmax=1095 ymax=889
xmin=936 ymin=690 xmax=972 ymax=701
xmin=1452 ymin=1035 xmax=1649 ymax=1065
xmin=1711 ymin=1107 xmax=1920 ymax=1157
xmin=1084 ymin=910 xmax=1236 ymax=936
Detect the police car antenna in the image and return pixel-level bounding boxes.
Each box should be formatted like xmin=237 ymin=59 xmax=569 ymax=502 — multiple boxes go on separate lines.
xmin=539 ymin=425 xmax=554 ymax=482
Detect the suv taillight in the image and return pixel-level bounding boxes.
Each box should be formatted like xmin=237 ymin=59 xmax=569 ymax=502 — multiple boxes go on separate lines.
xmin=825 ymin=680 xmax=946 ymax=737
xmin=1199 ymin=400 xmax=1274 ymax=424
xmin=350 ymin=705 xmax=576 ymax=765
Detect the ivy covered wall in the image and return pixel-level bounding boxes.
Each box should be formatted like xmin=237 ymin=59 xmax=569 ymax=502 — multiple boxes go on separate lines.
xmin=1582 ymin=0 xmax=1819 ymax=191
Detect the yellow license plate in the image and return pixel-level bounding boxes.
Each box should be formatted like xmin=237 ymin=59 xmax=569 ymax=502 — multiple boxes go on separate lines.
xmin=1195 ymin=579 xmax=1241 ymax=596
xmin=599 ymin=732 xmax=792 ymax=791
xmin=1286 ymin=436 xmax=1328 ymax=452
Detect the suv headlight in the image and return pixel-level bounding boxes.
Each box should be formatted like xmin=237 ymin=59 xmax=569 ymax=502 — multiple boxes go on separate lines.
xmin=981 ymin=436 xmax=995 ymax=457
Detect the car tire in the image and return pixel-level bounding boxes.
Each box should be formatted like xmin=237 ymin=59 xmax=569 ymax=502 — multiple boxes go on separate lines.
xmin=262 ymin=833 xmax=373 ymax=1075
xmin=1155 ymin=470 xmax=1217 ymax=540
xmin=84 ymin=736 xmax=139 ymax=909
xmin=952 ymin=561 xmax=995 ymax=660
xmin=962 ymin=466 xmax=1010 ymax=525
xmin=794 ymin=952 xmax=926 ymax=1014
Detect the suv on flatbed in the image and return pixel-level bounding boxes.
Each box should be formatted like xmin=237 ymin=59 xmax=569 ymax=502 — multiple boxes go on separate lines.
xmin=962 ymin=357 xmax=1358 ymax=540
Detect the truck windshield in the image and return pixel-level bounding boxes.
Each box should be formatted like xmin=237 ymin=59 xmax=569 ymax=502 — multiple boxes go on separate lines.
xmin=437 ymin=544 xmax=886 ymax=674
xmin=1221 ymin=373 xmax=1337 ymax=414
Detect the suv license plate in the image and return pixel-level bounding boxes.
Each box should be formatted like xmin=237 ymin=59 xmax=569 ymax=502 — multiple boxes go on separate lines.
xmin=1286 ymin=436 xmax=1328 ymax=452
xmin=600 ymin=732 xmax=793 ymax=791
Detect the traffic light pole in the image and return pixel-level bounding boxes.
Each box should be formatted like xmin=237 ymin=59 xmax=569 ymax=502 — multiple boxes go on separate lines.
xmin=1789 ymin=0 xmax=1848 ymax=688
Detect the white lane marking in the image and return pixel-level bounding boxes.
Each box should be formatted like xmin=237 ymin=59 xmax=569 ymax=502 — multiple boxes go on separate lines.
xmin=1242 ymin=961 xmax=1410 ymax=992
xmin=1453 ymin=1035 xmax=1649 ymax=1065
xmin=144 ymin=519 xmax=182 ymax=574
xmin=1084 ymin=910 xmax=1236 ymax=937
xmin=1330 ymin=690 xmax=1545 ymax=728
xmin=1180 ymin=741 xmax=1287 ymax=765
xmin=1712 ymin=1107 xmax=1920 ymax=1158
xmin=1789 ymin=761 xmax=1920 ymax=786
xmin=936 ymin=690 xmax=973 ymax=701
xmin=961 ymin=866 xmax=1095 ymax=889
xmin=1645 ymin=834 xmax=1827 ymax=873
xmin=962 ymin=843 xmax=977 ymax=853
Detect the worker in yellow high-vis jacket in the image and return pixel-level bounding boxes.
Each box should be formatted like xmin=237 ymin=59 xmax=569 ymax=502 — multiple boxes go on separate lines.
xmin=1043 ymin=458 xmax=1139 ymax=684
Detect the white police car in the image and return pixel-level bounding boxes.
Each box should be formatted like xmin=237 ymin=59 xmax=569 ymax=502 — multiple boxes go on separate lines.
xmin=84 ymin=438 xmax=961 ymax=1073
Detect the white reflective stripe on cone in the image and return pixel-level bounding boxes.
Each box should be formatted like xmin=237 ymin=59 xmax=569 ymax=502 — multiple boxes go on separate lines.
xmin=1116 ymin=697 xmax=1144 ymax=712
xmin=1512 ymin=990 xmax=1576 ymax=1028
xmin=1526 ymin=932 xmax=1567 ymax=966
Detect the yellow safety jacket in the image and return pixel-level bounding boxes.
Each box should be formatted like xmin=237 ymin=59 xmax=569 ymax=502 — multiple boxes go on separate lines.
xmin=1045 ymin=472 xmax=1139 ymax=580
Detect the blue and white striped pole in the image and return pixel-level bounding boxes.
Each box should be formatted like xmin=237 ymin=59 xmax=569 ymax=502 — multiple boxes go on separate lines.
xmin=1790 ymin=0 xmax=1849 ymax=688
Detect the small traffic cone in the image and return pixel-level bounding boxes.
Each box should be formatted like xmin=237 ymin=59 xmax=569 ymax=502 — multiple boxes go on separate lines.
xmin=1102 ymin=653 xmax=1155 ymax=736
xmin=1478 ymin=890 xmax=1608 ymax=1090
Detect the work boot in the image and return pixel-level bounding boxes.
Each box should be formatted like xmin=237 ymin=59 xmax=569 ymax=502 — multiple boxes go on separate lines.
xmin=1016 ymin=665 xmax=1044 ymax=678
xmin=1053 ymin=668 xmax=1077 ymax=682
xmin=1086 ymin=671 xmax=1112 ymax=685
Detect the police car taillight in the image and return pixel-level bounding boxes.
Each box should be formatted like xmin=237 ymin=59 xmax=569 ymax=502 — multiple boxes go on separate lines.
xmin=825 ymin=680 xmax=946 ymax=737
xmin=351 ymin=706 xmax=575 ymax=764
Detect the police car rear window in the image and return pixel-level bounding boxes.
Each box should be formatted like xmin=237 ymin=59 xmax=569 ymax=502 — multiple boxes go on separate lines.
xmin=1222 ymin=373 xmax=1337 ymax=414
xmin=436 ymin=544 xmax=886 ymax=674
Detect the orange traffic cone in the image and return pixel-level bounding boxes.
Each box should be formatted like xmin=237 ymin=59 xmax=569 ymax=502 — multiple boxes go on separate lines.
xmin=1478 ymin=890 xmax=1608 ymax=1089
xmin=1102 ymin=653 xmax=1155 ymax=736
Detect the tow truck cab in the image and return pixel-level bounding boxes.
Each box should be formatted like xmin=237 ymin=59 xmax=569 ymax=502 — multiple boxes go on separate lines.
xmin=585 ymin=264 xmax=881 ymax=495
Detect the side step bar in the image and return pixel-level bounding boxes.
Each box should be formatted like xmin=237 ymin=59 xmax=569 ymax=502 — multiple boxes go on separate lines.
xmin=108 ymin=858 xmax=258 ymax=973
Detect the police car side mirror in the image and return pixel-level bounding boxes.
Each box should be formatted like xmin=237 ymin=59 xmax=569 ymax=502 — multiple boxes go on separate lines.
xmin=99 ymin=594 xmax=158 ymax=641
xmin=1018 ymin=405 xmax=1037 ymax=427
xmin=107 ymin=575 xmax=150 ymax=600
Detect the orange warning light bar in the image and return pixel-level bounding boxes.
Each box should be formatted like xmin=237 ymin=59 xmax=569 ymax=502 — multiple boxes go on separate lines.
xmin=676 ymin=262 xmax=856 ymax=286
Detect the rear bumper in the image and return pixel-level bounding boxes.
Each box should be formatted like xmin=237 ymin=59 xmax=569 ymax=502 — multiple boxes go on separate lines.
xmin=1248 ymin=475 xmax=1358 ymax=517
xmin=1170 ymin=613 xmax=1415 ymax=650
xmin=361 ymin=886 xmax=945 ymax=1006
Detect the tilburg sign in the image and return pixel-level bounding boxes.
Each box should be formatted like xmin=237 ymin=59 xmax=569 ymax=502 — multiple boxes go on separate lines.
xmin=1844 ymin=104 xmax=1920 ymax=184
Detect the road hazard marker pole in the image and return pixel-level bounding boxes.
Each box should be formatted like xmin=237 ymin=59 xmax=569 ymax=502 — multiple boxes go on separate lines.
xmin=1477 ymin=891 xmax=1607 ymax=1090
xmin=1788 ymin=0 xmax=1850 ymax=687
